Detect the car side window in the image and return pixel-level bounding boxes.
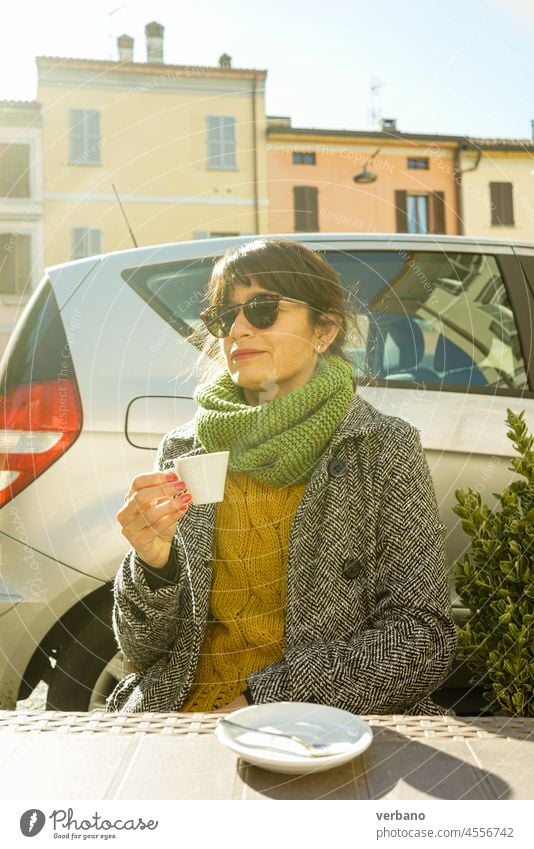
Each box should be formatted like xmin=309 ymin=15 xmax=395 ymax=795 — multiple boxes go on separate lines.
xmin=327 ymin=249 xmax=528 ymax=391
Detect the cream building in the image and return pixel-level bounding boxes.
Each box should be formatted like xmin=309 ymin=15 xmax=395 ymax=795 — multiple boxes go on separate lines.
xmin=455 ymin=137 xmax=534 ymax=240
xmin=0 ymin=100 xmax=43 ymax=358
xmin=37 ymin=22 xmax=268 ymax=268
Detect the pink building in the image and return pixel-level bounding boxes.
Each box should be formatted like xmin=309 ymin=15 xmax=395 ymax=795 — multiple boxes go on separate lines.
xmin=267 ymin=118 xmax=462 ymax=236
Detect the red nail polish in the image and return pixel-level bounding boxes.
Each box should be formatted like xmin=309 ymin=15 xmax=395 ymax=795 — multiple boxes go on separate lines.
xmin=173 ymin=482 xmax=186 ymax=491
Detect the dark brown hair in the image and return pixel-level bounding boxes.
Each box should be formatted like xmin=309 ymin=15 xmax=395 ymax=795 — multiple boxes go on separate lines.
xmin=191 ymin=238 xmax=358 ymax=381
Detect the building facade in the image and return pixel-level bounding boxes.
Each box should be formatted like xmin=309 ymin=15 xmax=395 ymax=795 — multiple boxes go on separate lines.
xmin=456 ymin=138 xmax=534 ymax=240
xmin=266 ymin=118 xmax=462 ymax=236
xmin=0 ymin=101 xmax=43 ymax=358
xmin=37 ymin=23 xmax=268 ymax=268
xmin=1 ymin=24 xmax=534 ymax=361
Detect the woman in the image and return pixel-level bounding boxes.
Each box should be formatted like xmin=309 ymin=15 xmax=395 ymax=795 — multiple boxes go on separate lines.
xmin=107 ymin=238 xmax=457 ymax=715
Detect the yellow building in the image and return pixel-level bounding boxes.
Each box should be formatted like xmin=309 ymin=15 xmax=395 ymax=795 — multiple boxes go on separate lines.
xmin=0 ymin=100 xmax=43 ymax=358
xmin=454 ymin=138 xmax=534 ymax=240
xmin=37 ymin=23 xmax=268 ymax=267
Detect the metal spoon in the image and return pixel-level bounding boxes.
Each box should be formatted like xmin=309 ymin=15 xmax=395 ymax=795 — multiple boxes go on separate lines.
xmin=218 ymin=717 xmax=342 ymax=757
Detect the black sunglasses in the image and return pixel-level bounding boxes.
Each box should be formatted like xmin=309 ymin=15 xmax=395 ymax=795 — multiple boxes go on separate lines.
xmin=199 ymin=293 xmax=309 ymax=338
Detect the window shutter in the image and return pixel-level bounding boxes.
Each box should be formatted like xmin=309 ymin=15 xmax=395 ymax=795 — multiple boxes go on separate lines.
xmin=206 ymin=116 xmax=236 ymax=168
xmin=0 ymin=233 xmax=32 ymax=294
xmin=0 ymin=144 xmax=31 ymax=198
xmin=70 ymin=109 xmax=101 ymax=163
xmin=16 ymin=234 xmax=32 ymax=294
xmin=490 ymin=182 xmax=514 ymax=226
xmin=293 ymin=186 xmax=319 ymax=231
xmin=72 ymin=228 xmax=102 ymax=259
xmin=72 ymin=228 xmax=85 ymax=259
xmin=70 ymin=110 xmax=84 ymax=162
xmin=395 ymin=190 xmax=408 ymax=233
xmin=222 ymin=117 xmax=236 ymax=167
xmin=430 ymin=191 xmax=446 ymax=234
xmin=206 ymin=116 xmax=219 ymax=166
xmin=89 ymin=229 xmax=102 ymax=255
xmin=86 ymin=111 xmax=101 ymax=163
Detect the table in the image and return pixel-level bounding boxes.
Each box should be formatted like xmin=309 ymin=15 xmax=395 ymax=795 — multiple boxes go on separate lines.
xmin=0 ymin=712 xmax=532 ymax=800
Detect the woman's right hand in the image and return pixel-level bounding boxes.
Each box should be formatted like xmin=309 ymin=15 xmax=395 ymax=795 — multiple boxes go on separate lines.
xmin=117 ymin=472 xmax=192 ymax=569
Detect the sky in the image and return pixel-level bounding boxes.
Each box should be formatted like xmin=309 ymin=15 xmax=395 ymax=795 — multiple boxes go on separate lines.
xmin=1 ymin=0 xmax=533 ymax=139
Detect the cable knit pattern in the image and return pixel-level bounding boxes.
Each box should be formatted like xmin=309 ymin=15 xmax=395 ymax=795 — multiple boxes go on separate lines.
xmin=193 ymin=354 xmax=354 ymax=485
xmin=181 ymin=472 xmax=307 ymax=711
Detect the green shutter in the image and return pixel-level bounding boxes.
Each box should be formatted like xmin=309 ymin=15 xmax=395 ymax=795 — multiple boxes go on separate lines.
xmin=70 ymin=109 xmax=101 ymax=164
xmin=70 ymin=110 xmax=84 ymax=162
xmin=206 ymin=116 xmax=236 ymax=168
xmin=72 ymin=228 xmax=102 ymax=259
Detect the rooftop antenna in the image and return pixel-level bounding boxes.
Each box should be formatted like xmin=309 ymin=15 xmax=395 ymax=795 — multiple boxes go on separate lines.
xmin=367 ymin=78 xmax=385 ymax=130
xmin=112 ymin=183 xmax=138 ymax=247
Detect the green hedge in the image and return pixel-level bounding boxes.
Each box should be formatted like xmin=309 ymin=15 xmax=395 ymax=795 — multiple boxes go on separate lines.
xmin=453 ymin=409 xmax=534 ymax=717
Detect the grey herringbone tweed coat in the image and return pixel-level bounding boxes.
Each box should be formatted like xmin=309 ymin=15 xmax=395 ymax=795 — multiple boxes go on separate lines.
xmin=107 ymin=394 xmax=457 ymax=714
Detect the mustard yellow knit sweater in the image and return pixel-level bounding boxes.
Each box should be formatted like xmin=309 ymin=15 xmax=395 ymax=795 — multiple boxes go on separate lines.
xmin=181 ymin=471 xmax=307 ymax=712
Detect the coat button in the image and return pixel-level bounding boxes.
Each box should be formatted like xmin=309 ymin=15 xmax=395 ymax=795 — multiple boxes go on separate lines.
xmin=342 ymin=558 xmax=363 ymax=579
xmin=328 ymin=458 xmax=348 ymax=477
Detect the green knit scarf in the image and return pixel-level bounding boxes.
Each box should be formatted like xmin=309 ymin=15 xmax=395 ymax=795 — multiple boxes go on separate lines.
xmin=193 ymin=355 xmax=354 ymax=486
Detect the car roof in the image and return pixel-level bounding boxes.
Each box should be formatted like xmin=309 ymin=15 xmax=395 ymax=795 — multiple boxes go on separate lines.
xmin=45 ymin=232 xmax=534 ymax=276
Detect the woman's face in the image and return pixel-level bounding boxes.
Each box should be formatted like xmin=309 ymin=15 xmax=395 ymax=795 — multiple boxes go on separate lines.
xmin=220 ymin=279 xmax=336 ymax=405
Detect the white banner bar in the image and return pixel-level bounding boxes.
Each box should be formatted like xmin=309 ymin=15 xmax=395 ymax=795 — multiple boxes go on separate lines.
xmin=2 ymin=800 xmax=530 ymax=847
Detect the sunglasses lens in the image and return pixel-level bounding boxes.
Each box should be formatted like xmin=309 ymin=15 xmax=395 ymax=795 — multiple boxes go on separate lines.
xmin=244 ymin=297 xmax=279 ymax=329
xmin=201 ymin=305 xmax=236 ymax=337
xmin=200 ymin=296 xmax=281 ymax=337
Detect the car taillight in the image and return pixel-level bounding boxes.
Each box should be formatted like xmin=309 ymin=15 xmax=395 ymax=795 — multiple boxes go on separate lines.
xmin=0 ymin=379 xmax=82 ymax=508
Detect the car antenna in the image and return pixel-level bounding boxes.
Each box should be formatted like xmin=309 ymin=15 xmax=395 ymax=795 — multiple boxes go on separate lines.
xmin=112 ymin=183 xmax=138 ymax=248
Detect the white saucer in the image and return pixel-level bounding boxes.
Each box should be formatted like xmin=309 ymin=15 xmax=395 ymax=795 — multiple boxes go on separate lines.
xmin=215 ymin=702 xmax=373 ymax=774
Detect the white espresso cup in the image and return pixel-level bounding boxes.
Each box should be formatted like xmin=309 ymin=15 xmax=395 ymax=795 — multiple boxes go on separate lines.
xmin=173 ymin=451 xmax=230 ymax=505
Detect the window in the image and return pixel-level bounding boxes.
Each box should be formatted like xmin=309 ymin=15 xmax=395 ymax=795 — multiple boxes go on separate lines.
xmin=121 ymin=248 xmax=528 ymax=394
xmin=71 ymin=228 xmax=102 ymax=259
xmin=292 ymin=152 xmax=316 ymax=165
xmin=206 ymin=116 xmax=237 ymax=169
xmin=395 ymin=190 xmax=446 ymax=234
xmin=490 ymin=182 xmax=514 ymax=226
xmin=293 ymin=186 xmax=319 ymax=231
xmin=325 ymin=249 xmax=527 ymax=391
xmin=122 ymin=258 xmax=214 ymax=340
xmin=407 ymin=157 xmax=429 ymax=170
xmin=0 ymin=233 xmax=32 ymax=295
xmin=0 ymin=144 xmax=31 ymax=198
xmin=69 ymin=109 xmax=101 ymax=164
xmin=407 ymin=195 xmax=429 ymax=233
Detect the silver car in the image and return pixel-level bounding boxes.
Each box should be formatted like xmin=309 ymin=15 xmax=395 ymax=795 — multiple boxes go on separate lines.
xmin=1 ymin=233 xmax=533 ymax=712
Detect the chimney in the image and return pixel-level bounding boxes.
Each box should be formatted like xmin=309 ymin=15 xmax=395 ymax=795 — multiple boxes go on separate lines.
xmin=117 ymin=34 xmax=134 ymax=63
xmin=381 ymin=118 xmax=397 ymax=132
xmin=219 ymin=53 xmax=232 ymax=69
xmin=145 ymin=21 xmax=164 ymax=63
